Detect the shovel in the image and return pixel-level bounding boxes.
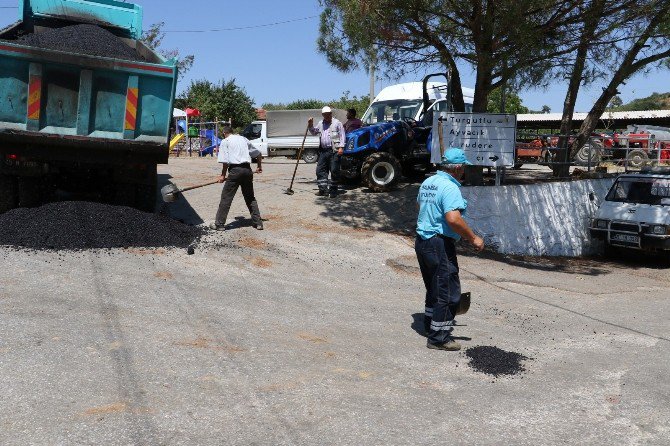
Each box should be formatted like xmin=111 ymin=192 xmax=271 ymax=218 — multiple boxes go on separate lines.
xmin=285 ymin=123 xmax=310 ymax=195
xmin=161 ymin=179 xmax=220 ymax=203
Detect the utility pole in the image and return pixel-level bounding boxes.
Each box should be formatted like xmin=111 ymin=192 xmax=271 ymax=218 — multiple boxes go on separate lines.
xmin=369 ymin=61 xmax=375 ymax=105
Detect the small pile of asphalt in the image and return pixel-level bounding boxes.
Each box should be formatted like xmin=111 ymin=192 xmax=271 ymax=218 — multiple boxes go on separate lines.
xmin=465 ymin=346 xmax=529 ymax=377
xmin=14 ymin=24 xmax=143 ymax=61
xmin=0 ymin=201 xmax=204 ymax=251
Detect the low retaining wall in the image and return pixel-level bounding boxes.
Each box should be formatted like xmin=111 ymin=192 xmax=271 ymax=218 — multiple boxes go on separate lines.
xmin=461 ymin=178 xmax=615 ymax=257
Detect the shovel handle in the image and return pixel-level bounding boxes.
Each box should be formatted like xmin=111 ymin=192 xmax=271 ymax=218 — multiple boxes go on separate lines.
xmin=177 ymin=180 xmax=220 ymax=193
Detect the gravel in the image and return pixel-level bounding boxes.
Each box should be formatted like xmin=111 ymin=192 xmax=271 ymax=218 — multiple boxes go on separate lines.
xmin=13 ymin=24 xmax=144 ymax=61
xmin=0 ymin=201 xmax=204 ymax=251
xmin=465 ymin=346 xmax=529 ymax=377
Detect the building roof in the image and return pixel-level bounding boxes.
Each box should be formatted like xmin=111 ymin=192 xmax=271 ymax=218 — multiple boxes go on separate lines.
xmin=517 ymin=110 xmax=670 ymax=130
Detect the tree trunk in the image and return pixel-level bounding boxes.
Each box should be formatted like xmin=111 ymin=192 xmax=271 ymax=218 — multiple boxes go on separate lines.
xmin=473 ymin=69 xmax=492 ymax=113
xmin=571 ymin=4 xmax=670 ymax=156
xmin=450 ymin=67 xmax=466 ymax=112
xmin=554 ymin=0 xmax=605 ymax=177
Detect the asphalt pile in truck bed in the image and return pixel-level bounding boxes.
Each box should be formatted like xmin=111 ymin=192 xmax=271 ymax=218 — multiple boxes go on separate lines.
xmin=14 ymin=24 xmax=144 ymax=61
xmin=465 ymin=346 xmax=529 ymax=378
xmin=0 ymin=201 xmax=203 ymax=251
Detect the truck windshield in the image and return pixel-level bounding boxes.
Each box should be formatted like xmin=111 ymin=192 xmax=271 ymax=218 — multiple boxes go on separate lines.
xmin=362 ymin=100 xmax=422 ymax=124
xmin=606 ymin=177 xmax=670 ymax=205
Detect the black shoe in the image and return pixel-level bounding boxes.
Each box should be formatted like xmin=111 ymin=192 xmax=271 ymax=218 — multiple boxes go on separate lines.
xmin=426 ymin=340 xmax=461 ymax=351
xmin=329 ymin=192 xmax=338 ymax=198
xmin=209 ymin=222 xmax=226 ymax=231
xmin=315 ymin=190 xmax=326 ymax=196
xmin=253 ymin=222 xmax=264 ymax=230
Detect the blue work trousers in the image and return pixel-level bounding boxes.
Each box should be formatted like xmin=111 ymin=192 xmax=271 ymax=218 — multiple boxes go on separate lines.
xmin=414 ymin=235 xmax=462 ymax=345
xmin=316 ymin=149 xmax=341 ymax=193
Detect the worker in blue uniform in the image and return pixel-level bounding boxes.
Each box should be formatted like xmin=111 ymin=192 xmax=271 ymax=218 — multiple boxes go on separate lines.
xmin=415 ymin=148 xmax=485 ymax=351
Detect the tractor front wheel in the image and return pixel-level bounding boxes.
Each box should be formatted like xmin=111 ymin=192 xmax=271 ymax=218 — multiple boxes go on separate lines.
xmin=361 ymin=152 xmax=402 ymax=192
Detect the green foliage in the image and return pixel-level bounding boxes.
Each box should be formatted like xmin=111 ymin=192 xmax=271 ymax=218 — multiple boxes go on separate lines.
xmin=486 ymin=88 xmax=529 ymax=114
xmin=610 ymin=92 xmax=670 ymax=111
xmin=262 ymin=91 xmax=370 ymax=118
xmin=141 ymin=22 xmax=195 ymax=76
xmin=176 ymin=79 xmax=257 ymax=128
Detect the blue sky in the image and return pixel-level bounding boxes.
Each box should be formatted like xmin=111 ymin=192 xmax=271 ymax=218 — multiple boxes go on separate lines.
xmin=2 ymin=0 xmax=668 ymax=111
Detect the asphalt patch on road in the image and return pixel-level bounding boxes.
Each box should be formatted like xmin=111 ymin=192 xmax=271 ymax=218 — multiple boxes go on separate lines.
xmin=11 ymin=24 xmax=144 ymax=61
xmin=465 ymin=346 xmax=529 ymax=378
xmin=0 ymin=201 xmax=204 ymax=251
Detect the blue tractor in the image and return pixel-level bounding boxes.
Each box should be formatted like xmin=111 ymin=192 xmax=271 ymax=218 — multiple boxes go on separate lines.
xmin=340 ymin=73 xmax=450 ymax=192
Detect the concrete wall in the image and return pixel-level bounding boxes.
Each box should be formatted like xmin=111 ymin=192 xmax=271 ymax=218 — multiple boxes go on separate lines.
xmin=461 ymin=178 xmax=615 ymax=257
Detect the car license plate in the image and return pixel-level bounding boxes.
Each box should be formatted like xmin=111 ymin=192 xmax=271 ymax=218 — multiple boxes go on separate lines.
xmin=612 ymin=233 xmax=639 ymax=243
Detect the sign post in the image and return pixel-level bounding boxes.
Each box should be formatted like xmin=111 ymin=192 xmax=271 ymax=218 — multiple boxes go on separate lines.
xmin=432 ymin=113 xmax=517 ymax=169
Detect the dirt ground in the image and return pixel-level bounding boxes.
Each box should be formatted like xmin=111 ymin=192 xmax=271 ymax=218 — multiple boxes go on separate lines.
xmin=1 ymin=157 xmax=668 ymax=445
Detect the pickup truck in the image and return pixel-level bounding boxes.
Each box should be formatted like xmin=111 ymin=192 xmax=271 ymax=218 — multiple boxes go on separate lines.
xmin=590 ymin=167 xmax=670 ymax=255
xmin=242 ymin=109 xmax=347 ymax=163
xmin=0 ymin=0 xmax=177 ymax=213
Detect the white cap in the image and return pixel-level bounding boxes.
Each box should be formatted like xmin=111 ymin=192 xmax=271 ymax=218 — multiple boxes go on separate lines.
xmin=321 ymin=106 xmax=332 ymax=114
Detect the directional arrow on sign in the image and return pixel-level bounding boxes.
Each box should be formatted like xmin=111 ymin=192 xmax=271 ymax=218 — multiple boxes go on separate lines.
xmin=489 ymin=155 xmax=499 ymax=161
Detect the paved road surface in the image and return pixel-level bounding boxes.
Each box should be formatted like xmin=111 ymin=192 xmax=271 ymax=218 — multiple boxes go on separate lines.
xmin=1 ymin=158 xmax=668 ymax=445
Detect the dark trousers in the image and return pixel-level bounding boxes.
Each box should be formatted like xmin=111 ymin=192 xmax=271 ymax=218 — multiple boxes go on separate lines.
xmin=316 ymin=149 xmax=341 ymax=193
xmin=415 ymin=235 xmax=462 ymax=344
xmin=215 ymin=165 xmax=261 ymax=226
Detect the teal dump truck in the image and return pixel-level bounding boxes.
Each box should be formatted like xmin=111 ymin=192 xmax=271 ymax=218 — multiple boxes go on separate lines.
xmin=0 ymin=0 xmax=177 ymax=212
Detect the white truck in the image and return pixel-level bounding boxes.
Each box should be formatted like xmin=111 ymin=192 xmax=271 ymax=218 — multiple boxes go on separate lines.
xmin=242 ymin=109 xmax=347 ymax=163
xmin=362 ymin=81 xmax=474 ymax=125
xmin=590 ymin=167 xmax=670 ymax=256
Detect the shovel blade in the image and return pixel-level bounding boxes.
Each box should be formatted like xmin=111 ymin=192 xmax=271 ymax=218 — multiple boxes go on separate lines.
xmin=161 ymin=183 xmax=179 ymax=203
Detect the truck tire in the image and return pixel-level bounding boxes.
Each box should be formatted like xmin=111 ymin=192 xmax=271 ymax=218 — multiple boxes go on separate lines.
xmin=574 ymin=141 xmax=602 ymax=166
xmin=17 ymin=177 xmax=41 ymax=208
xmin=626 ymin=149 xmax=649 ymax=169
xmin=0 ymin=175 xmax=18 ymax=214
xmin=361 ymin=152 xmax=402 ymax=192
xmin=302 ymin=148 xmax=318 ymax=164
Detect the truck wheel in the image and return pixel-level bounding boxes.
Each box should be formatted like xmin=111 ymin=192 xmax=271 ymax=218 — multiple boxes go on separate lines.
xmin=574 ymin=142 xmax=602 ymax=166
xmin=361 ymin=152 xmax=402 ymax=192
xmin=17 ymin=177 xmax=41 ymax=208
xmin=0 ymin=175 xmax=18 ymax=214
xmin=625 ymin=149 xmax=649 ymax=169
xmin=302 ymin=148 xmax=318 ymax=164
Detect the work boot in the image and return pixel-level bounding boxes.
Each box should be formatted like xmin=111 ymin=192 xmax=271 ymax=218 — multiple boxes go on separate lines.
xmin=315 ymin=190 xmax=326 ymax=196
xmin=426 ymin=340 xmax=461 ymax=351
xmin=209 ymin=222 xmax=226 ymax=231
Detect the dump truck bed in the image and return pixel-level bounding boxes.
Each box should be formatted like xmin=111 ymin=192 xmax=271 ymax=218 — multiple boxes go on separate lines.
xmin=0 ymin=2 xmax=177 ymax=164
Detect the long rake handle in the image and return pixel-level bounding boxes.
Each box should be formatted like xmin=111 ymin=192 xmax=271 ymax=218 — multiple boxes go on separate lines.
xmin=177 ymin=180 xmax=220 ymax=193
xmin=288 ymin=124 xmax=310 ymax=191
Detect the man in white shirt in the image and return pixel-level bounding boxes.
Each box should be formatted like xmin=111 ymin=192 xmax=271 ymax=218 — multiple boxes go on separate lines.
xmin=211 ymin=126 xmax=263 ymax=231
xmin=308 ymin=106 xmax=346 ymax=198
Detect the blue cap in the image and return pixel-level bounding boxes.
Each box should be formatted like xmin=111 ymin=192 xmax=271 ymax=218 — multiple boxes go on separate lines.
xmin=441 ymin=148 xmax=473 ymax=165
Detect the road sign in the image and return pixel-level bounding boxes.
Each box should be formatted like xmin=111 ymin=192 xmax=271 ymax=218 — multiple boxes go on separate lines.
xmin=431 ymin=113 xmax=517 ymax=167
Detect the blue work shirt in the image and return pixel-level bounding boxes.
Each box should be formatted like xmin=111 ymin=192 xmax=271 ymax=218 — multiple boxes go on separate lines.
xmin=416 ymin=171 xmax=467 ymax=240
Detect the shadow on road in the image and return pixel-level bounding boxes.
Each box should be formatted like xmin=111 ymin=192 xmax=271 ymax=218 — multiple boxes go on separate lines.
xmin=318 ymin=182 xmax=420 ymax=235
xmin=157 ymin=173 xmax=204 ymax=225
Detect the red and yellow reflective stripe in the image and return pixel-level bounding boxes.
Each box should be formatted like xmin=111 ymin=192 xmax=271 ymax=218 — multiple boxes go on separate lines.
xmin=124 ymin=87 xmax=138 ymax=131
xmin=27 ymin=75 xmax=41 ymax=120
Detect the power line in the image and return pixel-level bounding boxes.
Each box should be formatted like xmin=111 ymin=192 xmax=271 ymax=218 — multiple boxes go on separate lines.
xmin=165 ymin=15 xmax=318 ymax=33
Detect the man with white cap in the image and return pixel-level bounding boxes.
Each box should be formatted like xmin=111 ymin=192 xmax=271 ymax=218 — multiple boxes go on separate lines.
xmin=308 ymin=106 xmax=346 ymax=198
xmin=415 ymin=148 xmax=484 ymax=351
